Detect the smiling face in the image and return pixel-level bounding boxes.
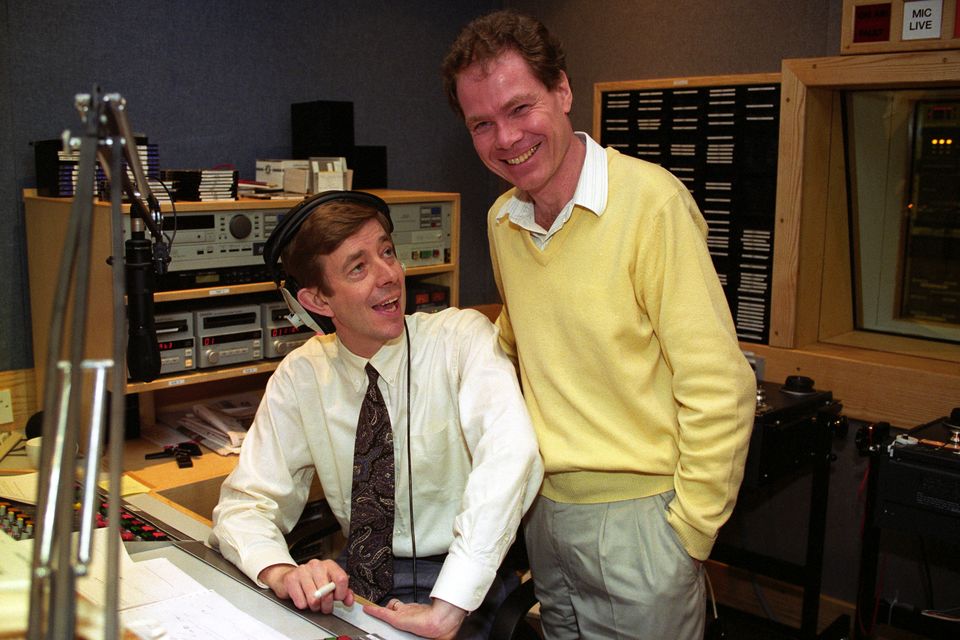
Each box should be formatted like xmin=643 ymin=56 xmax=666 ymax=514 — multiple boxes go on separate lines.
xmin=456 ymin=48 xmax=578 ymax=204
xmin=296 ymin=218 xmax=405 ymax=358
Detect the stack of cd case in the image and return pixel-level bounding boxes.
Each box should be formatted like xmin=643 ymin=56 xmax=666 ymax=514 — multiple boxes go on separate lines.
xmin=34 ymin=136 xmax=159 ymax=198
xmin=161 ymin=168 xmax=238 ymax=202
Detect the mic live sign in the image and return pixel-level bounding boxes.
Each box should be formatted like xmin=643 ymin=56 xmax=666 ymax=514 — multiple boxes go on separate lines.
xmin=903 ymin=2 xmax=941 ymax=41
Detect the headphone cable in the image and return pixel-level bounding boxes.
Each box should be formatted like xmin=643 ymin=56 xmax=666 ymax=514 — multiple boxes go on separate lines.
xmin=404 ymin=319 xmax=417 ymax=602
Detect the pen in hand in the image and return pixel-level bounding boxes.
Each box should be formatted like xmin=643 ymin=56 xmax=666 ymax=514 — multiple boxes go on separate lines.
xmin=313 ymin=581 xmax=336 ymax=599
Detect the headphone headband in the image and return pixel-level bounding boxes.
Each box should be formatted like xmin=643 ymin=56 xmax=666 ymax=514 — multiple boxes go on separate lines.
xmin=263 ymin=190 xmax=391 ymax=284
xmin=262 ymin=190 xmax=392 ymax=334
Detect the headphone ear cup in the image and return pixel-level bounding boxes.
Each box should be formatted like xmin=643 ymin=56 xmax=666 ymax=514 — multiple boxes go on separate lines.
xmin=263 ymin=190 xmax=392 ymax=338
xmin=281 ymin=277 xmax=335 ymax=335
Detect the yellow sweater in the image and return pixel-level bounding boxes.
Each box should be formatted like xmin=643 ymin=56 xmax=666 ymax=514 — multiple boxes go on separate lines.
xmin=488 ymin=147 xmax=756 ymax=559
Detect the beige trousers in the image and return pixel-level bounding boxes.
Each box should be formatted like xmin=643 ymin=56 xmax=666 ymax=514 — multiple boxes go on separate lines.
xmin=525 ymin=491 xmax=706 ymax=639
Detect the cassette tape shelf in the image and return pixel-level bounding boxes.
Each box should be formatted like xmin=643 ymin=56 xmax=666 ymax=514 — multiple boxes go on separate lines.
xmin=23 ymin=189 xmax=460 ymax=429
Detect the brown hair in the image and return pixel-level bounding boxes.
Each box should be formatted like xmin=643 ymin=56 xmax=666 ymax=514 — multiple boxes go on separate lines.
xmin=441 ymin=9 xmax=567 ymax=120
xmin=281 ymin=200 xmax=392 ymax=296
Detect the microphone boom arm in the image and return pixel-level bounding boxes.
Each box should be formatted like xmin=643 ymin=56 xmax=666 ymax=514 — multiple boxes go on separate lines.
xmin=85 ymin=92 xmax=169 ymax=272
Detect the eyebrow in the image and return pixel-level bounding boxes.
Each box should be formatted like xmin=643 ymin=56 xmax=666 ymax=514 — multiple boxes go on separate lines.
xmin=340 ymin=234 xmax=393 ymax=269
xmin=465 ymin=92 xmax=539 ymax=127
xmin=342 ymin=248 xmax=365 ymax=267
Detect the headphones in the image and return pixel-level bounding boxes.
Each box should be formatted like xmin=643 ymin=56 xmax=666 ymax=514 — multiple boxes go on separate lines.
xmin=262 ymin=190 xmax=393 ymax=335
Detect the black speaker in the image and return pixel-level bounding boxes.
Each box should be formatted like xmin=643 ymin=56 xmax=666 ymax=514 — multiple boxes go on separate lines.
xmin=291 ymin=100 xmax=354 ymax=160
xmin=26 ymin=392 xmax=141 ymax=441
xmin=347 ymin=145 xmax=388 ymax=189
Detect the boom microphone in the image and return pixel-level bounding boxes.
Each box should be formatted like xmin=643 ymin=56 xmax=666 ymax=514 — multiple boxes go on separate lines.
xmin=125 ymin=231 xmax=161 ymax=382
xmin=94 ymin=92 xmax=169 ymax=383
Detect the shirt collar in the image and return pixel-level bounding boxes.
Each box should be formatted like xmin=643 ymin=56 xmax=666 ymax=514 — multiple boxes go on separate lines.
xmin=496 ymin=132 xmax=608 ymax=222
xmin=335 ymin=323 xmax=408 ymax=393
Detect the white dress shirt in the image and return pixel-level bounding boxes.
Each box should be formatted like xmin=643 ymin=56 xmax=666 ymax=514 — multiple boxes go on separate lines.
xmin=496 ymin=131 xmax=608 ymax=249
xmin=210 ymin=307 xmax=543 ymax=612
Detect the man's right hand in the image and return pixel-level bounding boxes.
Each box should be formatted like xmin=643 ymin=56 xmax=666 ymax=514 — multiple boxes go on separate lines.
xmin=258 ymin=559 xmax=354 ymax=613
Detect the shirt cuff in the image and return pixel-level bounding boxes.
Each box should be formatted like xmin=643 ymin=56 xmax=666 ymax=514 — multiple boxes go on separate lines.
xmin=243 ymin=546 xmax=298 ymax=588
xmin=429 ymin=552 xmax=496 ymax=612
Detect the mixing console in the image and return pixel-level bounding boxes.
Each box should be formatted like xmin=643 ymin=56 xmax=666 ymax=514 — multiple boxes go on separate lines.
xmin=0 ymin=493 xmax=175 ymax=542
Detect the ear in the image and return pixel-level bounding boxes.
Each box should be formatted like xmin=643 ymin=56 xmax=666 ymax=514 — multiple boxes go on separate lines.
xmin=297 ymin=286 xmax=333 ymax=318
xmin=556 ymin=71 xmax=573 ymax=115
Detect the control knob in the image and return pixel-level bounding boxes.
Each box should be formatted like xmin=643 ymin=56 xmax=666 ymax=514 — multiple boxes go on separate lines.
xmin=229 ymin=214 xmax=252 ymax=239
xmin=782 ymin=375 xmax=815 ymax=394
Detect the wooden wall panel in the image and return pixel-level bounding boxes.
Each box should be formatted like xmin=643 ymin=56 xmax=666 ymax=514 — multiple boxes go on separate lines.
xmin=0 ymin=368 xmax=37 ymax=432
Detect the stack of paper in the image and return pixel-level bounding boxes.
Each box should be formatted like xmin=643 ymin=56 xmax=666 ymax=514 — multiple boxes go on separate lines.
xmin=149 ymin=393 xmax=260 ymax=456
xmin=310 ymin=156 xmax=349 ymax=192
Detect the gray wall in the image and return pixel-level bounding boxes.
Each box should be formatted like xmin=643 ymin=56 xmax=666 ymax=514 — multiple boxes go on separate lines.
xmin=0 ymin=0 xmax=845 ymax=372
xmin=4 ymin=0 xmax=955 ymax=626
xmin=0 ymin=0 xmax=502 ymax=371
xmin=509 ymin=0 xmax=843 ymax=133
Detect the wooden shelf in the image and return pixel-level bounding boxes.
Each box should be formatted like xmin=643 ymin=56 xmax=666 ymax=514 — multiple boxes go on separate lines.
xmin=154 ymin=282 xmax=276 ymax=303
xmin=404 ymin=263 xmax=458 ymax=277
xmin=125 ymin=360 xmax=281 ymax=394
xmin=152 ymin=264 xmax=456 ymax=304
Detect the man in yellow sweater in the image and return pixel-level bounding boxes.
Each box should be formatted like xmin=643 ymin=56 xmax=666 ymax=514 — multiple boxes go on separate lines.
xmin=442 ymin=10 xmax=757 ymax=639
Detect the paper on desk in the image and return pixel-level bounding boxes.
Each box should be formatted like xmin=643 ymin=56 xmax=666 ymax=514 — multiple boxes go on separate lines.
xmin=150 ymin=392 xmax=260 ymax=457
xmin=334 ymin=600 xmax=427 ymax=640
xmin=0 ymin=471 xmax=149 ymax=507
xmin=0 ymin=531 xmax=31 ymax=586
xmin=2 ymin=528 xmax=297 ymax=640
xmin=0 ymin=531 xmax=31 ymax=636
xmin=121 ymin=589 xmax=296 ymax=640
xmin=76 ymin=529 xmax=295 ymax=639
xmin=77 ymin=528 xmax=208 ymax=610
xmin=97 ymin=472 xmax=151 ymax=496
xmin=0 ymin=472 xmax=38 ymax=504
xmin=141 ymin=420 xmax=189 ymax=448
xmin=1 ymin=529 xmax=132 ymax=638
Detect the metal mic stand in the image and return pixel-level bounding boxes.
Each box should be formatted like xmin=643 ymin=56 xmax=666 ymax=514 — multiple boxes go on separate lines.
xmin=27 ymin=88 xmax=168 ymax=640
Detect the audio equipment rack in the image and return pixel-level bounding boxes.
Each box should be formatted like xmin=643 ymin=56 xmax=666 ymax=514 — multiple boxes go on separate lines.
xmin=23 ymin=189 xmax=460 ymax=425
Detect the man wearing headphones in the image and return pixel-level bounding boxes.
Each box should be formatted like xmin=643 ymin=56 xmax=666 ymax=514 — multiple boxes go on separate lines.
xmin=210 ymin=192 xmax=543 ymax=640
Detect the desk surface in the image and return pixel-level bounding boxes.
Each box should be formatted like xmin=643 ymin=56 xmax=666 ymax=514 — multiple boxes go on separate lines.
xmin=122 ymin=437 xmax=239 ymax=491
xmin=0 ymin=437 xmax=236 ymax=490
xmin=2 ymin=440 xmax=371 ymax=636
xmin=0 ymin=438 xmax=237 ymax=529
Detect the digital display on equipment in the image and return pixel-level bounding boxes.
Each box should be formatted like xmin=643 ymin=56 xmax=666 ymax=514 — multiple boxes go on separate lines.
xmin=162 ymin=214 xmax=215 ymax=231
xmin=202 ymin=312 xmax=257 ymax=330
xmin=201 ymin=330 xmax=260 ymax=346
xmin=158 ymin=338 xmax=192 ymax=351
xmin=270 ymin=326 xmax=311 ymax=337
